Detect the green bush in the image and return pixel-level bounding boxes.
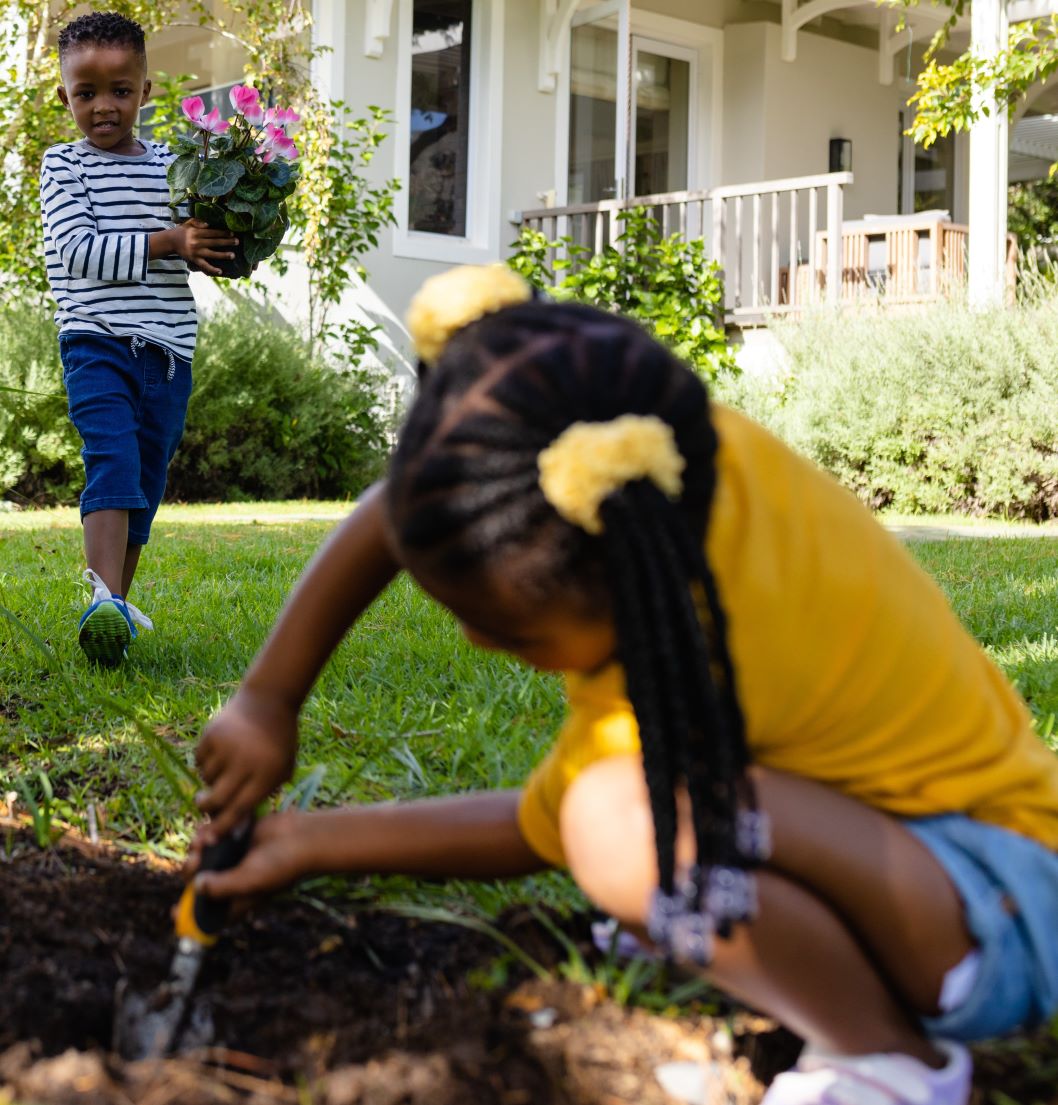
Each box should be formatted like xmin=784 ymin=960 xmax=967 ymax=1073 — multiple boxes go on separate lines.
xmin=716 ymin=296 xmax=1058 ymax=519
xmin=508 ymin=207 xmax=736 ymax=380
xmin=0 ymin=305 xmax=393 ymax=507
xmin=167 ymin=309 xmax=392 ymax=502
xmin=0 ymin=304 xmax=82 ymax=505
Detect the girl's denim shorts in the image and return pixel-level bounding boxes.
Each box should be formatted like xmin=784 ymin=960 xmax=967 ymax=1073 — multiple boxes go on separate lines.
xmin=908 ymin=814 xmax=1058 ymax=1041
xmin=60 ymin=331 xmax=192 ymax=545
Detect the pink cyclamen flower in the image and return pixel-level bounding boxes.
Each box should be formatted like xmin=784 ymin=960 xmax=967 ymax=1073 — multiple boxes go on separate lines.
xmin=181 ymin=96 xmax=205 ymax=123
xmin=230 ymin=84 xmax=265 ymax=125
xmin=264 ymin=105 xmax=301 ymax=129
xmin=199 ymin=107 xmax=230 ymax=135
xmin=273 ymin=134 xmax=299 ymax=160
xmin=262 ymin=124 xmax=299 ymax=161
xmin=255 ymin=143 xmax=277 ymax=164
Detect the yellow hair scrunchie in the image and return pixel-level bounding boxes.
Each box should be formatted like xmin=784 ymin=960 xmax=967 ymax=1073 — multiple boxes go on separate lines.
xmin=538 ymin=415 xmax=686 ymax=535
xmin=405 ymin=264 xmax=533 ymax=366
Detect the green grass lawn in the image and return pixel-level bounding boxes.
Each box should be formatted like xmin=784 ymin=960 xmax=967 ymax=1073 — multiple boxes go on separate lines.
xmin=2 ymin=503 xmax=1058 ymax=916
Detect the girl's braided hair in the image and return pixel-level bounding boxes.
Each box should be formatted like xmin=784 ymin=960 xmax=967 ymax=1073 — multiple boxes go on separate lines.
xmin=388 ymin=295 xmax=765 ymax=958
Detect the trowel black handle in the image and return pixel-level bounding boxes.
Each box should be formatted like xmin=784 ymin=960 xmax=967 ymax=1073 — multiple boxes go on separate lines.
xmin=176 ymin=819 xmax=254 ymax=944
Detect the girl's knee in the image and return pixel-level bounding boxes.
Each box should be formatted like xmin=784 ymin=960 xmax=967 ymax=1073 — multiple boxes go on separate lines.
xmin=560 ymin=755 xmax=670 ymax=925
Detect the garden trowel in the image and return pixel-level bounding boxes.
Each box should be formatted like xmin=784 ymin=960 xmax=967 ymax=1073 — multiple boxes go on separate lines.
xmin=113 ymin=821 xmax=253 ymax=1060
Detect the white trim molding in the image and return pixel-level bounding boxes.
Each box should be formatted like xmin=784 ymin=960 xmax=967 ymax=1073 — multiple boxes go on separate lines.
xmin=364 ymin=0 xmax=396 ymax=57
xmin=392 ymin=0 xmax=506 ymax=264
xmin=782 ymin=0 xmax=865 ymax=62
xmin=312 ymin=0 xmax=348 ymax=100
xmin=539 ymin=0 xmax=580 ymax=93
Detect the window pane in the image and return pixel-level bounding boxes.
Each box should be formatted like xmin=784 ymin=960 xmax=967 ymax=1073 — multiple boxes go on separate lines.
xmin=914 ymin=133 xmax=955 ymax=215
xmin=568 ymin=23 xmax=617 ymax=203
xmin=634 ymin=50 xmax=689 ymax=196
xmin=409 ymin=0 xmax=472 ymax=237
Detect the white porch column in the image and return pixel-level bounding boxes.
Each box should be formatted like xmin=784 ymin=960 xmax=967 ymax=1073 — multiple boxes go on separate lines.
xmin=968 ymin=0 xmax=1009 ymax=307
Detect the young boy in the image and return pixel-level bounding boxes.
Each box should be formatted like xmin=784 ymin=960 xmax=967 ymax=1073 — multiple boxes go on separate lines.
xmin=41 ymin=11 xmax=238 ymax=666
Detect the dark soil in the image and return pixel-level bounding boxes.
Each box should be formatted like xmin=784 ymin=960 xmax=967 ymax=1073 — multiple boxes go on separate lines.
xmin=1 ymin=830 xmax=1056 ymax=1105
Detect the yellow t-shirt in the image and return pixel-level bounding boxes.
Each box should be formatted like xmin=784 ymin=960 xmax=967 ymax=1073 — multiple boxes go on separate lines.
xmin=518 ymin=404 xmax=1058 ymax=868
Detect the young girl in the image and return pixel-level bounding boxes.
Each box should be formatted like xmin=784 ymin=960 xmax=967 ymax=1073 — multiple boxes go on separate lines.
xmin=193 ymin=265 xmax=1058 ymax=1105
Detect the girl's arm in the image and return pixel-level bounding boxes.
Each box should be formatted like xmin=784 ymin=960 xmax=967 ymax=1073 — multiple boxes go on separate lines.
xmin=196 ymin=482 xmax=399 ymax=840
xmin=192 ymin=790 xmax=547 ymax=900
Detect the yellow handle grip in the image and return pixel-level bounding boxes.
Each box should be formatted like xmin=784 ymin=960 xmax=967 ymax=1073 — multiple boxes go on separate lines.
xmin=174 ymin=882 xmax=220 ymax=946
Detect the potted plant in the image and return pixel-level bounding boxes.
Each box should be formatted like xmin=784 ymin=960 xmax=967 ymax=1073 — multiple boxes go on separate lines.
xmin=166 ymin=85 xmax=301 ymax=279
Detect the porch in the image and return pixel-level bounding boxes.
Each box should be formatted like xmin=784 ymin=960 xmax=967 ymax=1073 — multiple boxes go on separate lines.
xmin=518 ymin=172 xmax=1019 ymax=327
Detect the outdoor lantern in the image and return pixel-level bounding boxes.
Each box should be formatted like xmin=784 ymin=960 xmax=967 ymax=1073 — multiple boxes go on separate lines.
xmin=829 ymin=137 xmax=852 ymax=173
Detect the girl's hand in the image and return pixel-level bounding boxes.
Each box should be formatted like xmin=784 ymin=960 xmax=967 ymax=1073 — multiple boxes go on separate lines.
xmin=195 ymin=687 xmax=299 ymax=842
xmin=186 ymin=810 xmax=312 ymax=903
xmin=173 ymin=218 xmax=238 ymax=276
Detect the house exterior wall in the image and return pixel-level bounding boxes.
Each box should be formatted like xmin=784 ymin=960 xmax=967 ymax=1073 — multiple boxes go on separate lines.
xmin=724 ymin=22 xmax=905 ymax=219
xmin=241 ymin=0 xmax=918 ymax=369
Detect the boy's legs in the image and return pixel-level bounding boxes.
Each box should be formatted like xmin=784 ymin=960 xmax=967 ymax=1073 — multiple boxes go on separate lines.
xmin=62 ymin=333 xmax=149 ymax=663
xmin=128 ymin=342 xmax=193 ymax=578
xmin=83 ymin=509 xmax=132 ymax=595
xmin=560 ymin=758 xmax=975 ymax=1063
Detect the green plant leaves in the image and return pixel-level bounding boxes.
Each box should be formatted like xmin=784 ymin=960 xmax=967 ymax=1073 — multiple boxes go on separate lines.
xmin=224 ymin=209 xmax=254 ymax=233
xmin=264 ymin=160 xmax=294 ymax=188
xmin=167 ymin=153 xmax=200 ymax=200
xmin=252 ymin=200 xmax=280 ymax=232
xmin=507 ymin=208 xmax=735 ymax=380
xmin=234 ymin=177 xmax=268 ymax=202
xmin=242 ymin=233 xmax=280 ymax=266
xmin=196 ymin=158 xmax=246 ymax=197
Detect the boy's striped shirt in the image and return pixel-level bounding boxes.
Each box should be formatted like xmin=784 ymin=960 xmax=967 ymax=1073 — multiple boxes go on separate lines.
xmin=40 ymin=139 xmax=197 ymax=361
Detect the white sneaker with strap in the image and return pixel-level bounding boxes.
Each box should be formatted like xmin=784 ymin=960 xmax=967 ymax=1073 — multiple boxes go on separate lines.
xmin=761 ymin=1041 xmax=972 ymax=1105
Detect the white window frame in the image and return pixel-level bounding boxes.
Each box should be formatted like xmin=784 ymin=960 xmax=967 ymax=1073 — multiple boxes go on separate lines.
xmin=629 ymin=36 xmax=699 ymax=197
xmin=393 ymin=0 xmax=505 ymax=263
xmin=554 ymin=4 xmax=723 ymax=206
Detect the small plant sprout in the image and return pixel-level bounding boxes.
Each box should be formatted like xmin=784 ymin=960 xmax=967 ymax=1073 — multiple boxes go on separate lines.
xmin=15 ymin=770 xmax=60 ymax=849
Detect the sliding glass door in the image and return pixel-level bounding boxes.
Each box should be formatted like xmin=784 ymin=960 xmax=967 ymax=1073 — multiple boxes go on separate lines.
xmin=565 ymin=3 xmax=696 ymax=204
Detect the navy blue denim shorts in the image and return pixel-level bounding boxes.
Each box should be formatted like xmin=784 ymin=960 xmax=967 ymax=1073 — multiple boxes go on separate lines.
xmin=60 ymin=331 xmax=193 ymax=545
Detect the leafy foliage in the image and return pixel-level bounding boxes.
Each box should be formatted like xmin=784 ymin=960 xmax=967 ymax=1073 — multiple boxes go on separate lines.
xmin=717 ymin=293 xmax=1058 ymax=519
xmin=287 ymin=101 xmax=400 ymax=357
xmin=0 ymin=306 xmax=81 ymax=506
xmin=508 ymin=208 xmax=736 ymax=380
xmin=0 ymin=307 xmax=393 ymax=506
xmin=165 ymin=309 xmax=393 ymax=502
xmin=902 ymin=3 xmax=1058 ymax=156
xmin=1009 ymin=178 xmax=1058 ymax=251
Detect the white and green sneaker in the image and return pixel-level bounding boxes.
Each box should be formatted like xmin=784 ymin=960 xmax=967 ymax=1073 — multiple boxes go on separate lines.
xmin=78 ymin=569 xmax=154 ymax=667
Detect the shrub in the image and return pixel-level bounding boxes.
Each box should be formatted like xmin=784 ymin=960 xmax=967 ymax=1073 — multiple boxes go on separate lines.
xmin=0 ymin=306 xmax=393 ymax=507
xmin=716 ymin=295 xmax=1058 ymax=519
xmin=0 ymin=305 xmax=82 ymax=506
xmin=508 ymin=207 xmax=736 ymax=380
xmin=167 ymin=309 xmax=392 ymax=502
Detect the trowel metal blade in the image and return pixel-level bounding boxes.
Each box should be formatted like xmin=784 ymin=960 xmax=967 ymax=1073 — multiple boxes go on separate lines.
xmin=113 ymin=940 xmax=206 ymax=1060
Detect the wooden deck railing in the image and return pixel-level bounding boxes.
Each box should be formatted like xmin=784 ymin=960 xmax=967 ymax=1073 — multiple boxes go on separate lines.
xmin=518 ymin=178 xmax=1017 ymax=323
xmin=518 ymin=172 xmax=853 ymax=324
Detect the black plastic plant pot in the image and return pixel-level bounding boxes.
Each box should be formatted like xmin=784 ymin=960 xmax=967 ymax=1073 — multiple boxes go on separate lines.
xmin=211 ymin=239 xmax=253 ymax=280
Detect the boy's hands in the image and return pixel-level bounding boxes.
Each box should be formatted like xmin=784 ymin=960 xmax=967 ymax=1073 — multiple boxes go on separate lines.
xmin=167 ymin=218 xmax=239 ymax=276
xmin=195 ymin=687 xmax=298 ymax=841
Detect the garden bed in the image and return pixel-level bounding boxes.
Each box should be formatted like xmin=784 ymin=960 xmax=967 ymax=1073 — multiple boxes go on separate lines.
xmin=1 ymin=831 xmax=1056 ymax=1105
